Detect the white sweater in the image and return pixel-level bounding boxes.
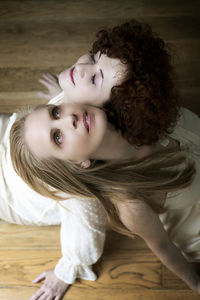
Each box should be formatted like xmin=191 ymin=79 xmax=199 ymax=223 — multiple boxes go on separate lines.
xmin=0 ymin=92 xmax=107 ymax=284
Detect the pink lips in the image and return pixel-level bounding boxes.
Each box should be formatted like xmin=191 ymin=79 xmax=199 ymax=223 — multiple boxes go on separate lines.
xmin=87 ymin=113 xmax=91 ymax=131
xmin=70 ymin=67 xmax=75 ymax=85
xmin=83 ymin=112 xmax=91 ymax=133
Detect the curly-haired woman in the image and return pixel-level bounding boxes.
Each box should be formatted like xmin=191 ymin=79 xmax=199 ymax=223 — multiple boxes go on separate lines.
xmin=42 ymin=19 xmax=180 ymax=146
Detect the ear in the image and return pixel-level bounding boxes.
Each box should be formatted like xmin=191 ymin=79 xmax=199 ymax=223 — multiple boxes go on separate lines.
xmin=79 ymin=159 xmax=91 ymax=169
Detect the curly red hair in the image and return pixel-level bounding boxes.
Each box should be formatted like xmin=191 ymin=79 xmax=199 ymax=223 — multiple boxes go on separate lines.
xmin=91 ymin=19 xmax=180 ymax=146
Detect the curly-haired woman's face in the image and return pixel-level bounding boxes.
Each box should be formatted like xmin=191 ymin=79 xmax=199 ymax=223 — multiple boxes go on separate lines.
xmin=58 ymin=51 xmax=127 ymax=106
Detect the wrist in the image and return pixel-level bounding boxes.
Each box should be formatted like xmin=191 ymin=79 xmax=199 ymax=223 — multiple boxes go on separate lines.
xmin=188 ymin=274 xmax=200 ymax=292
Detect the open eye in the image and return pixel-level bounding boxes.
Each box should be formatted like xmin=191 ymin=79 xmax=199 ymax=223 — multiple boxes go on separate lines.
xmin=53 ymin=130 xmax=62 ymax=145
xmin=52 ymin=106 xmax=60 ymax=120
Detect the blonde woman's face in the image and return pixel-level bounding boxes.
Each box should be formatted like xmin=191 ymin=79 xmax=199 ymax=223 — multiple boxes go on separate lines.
xmin=58 ymin=51 xmax=127 ymax=106
xmin=25 ymin=103 xmax=107 ymax=163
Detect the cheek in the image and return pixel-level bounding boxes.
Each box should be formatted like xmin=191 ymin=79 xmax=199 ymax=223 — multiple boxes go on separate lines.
xmin=58 ymin=71 xmax=67 ymax=89
xmin=76 ymin=54 xmax=88 ymax=64
xmin=73 ymin=86 xmax=98 ymax=101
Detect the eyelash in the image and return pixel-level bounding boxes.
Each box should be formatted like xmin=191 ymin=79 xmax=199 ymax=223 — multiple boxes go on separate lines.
xmin=53 ymin=130 xmax=62 ymax=146
xmin=90 ymin=54 xmax=96 ymax=84
xmin=51 ymin=106 xmax=60 ymax=119
xmin=91 ymin=74 xmax=96 ymax=85
xmin=50 ymin=106 xmax=62 ymax=146
xmin=90 ymin=54 xmax=95 ymax=63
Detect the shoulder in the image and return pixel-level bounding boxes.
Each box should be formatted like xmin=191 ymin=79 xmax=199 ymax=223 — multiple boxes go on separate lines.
xmin=116 ymin=200 xmax=156 ymax=230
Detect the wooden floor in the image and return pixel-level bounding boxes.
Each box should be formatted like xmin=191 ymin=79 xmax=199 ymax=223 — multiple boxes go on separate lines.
xmin=0 ymin=223 xmax=199 ymax=300
xmin=0 ymin=0 xmax=200 ymax=299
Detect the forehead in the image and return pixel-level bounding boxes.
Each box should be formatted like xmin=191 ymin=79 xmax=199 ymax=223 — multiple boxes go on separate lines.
xmin=25 ymin=107 xmax=52 ymax=159
xmin=99 ymin=54 xmax=127 ymax=81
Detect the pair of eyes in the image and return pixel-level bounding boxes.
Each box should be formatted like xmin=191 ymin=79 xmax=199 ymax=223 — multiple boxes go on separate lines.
xmin=50 ymin=106 xmax=79 ymax=146
xmin=50 ymin=106 xmax=62 ymax=146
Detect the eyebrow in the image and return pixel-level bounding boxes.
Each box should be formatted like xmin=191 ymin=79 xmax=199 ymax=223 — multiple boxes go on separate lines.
xmin=98 ymin=52 xmax=104 ymax=86
xmin=47 ymin=105 xmax=54 ymax=120
xmin=100 ymin=69 xmax=104 ymax=79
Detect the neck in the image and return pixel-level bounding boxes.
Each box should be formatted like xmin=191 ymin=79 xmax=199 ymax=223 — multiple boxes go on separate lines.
xmin=91 ymin=124 xmax=136 ymax=161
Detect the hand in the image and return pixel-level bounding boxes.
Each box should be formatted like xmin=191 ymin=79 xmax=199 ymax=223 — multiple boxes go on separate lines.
xmin=194 ymin=276 xmax=200 ymax=294
xmin=30 ymin=269 xmax=70 ymax=300
xmin=38 ymin=73 xmax=63 ymax=100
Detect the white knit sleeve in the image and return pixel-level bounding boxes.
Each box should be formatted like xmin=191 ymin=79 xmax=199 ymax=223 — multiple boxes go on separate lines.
xmin=54 ymin=198 xmax=107 ymax=284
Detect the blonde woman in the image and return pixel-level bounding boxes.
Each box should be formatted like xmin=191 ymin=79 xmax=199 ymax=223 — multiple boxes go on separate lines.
xmin=0 ymin=41 xmax=126 ymax=300
xmin=10 ymin=102 xmax=200 ymax=295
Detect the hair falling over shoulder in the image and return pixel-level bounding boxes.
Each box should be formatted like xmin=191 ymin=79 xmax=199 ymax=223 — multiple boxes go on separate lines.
xmin=10 ymin=109 xmax=196 ymax=238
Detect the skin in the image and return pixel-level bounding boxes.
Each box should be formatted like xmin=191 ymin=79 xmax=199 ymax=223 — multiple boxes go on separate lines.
xmin=25 ymin=103 xmax=108 ymax=166
xmin=32 ymin=50 xmax=127 ymax=300
xmin=58 ymin=51 xmax=127 ymax=105
xmin=39 ymin=52 xmax=127 ymax=105
xmin=33 ymin=47 xmax=200 ymax=298
xmin=117 ymin=201 xmax=200 ymax=294
xmin=30 ymin=270 xmax=70 ymax=300
xmin=27 ymin=103 xmax=200 ymax=298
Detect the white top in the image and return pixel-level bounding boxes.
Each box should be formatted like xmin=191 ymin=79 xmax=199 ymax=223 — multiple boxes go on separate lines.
xmin=0 ymin=92 xmax=107 ymax=284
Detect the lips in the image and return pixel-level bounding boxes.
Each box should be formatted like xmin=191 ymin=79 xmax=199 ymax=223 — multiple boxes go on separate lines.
xmin=70 ymin=67 xmax=75 ymax=85
xmin=83 ymin=112 xmax=91 ymax=132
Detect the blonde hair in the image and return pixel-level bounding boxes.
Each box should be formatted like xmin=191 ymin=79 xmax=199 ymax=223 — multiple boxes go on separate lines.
xmin=10 ymin=106 xmax=196 ymax=238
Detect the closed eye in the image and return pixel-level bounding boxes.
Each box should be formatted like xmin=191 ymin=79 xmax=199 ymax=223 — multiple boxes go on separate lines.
xmin=90 ymin=54 xmax=96 ymax=63
xmin=91 ymin=74 xmax=96 ymax=85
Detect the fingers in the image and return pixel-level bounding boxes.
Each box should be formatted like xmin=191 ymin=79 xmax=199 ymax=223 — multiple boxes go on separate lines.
xmin=37 ymin=294 xmax=52 ymax=300
xmin=39 ymin=73 xmax=59 ymax=86
xmin=38 ymin=92 xmax=51 ymax=100
xmin=29 ymin=290 xmax=52 ymax=300
xmin=30 ymin=286 xmax=62 ymax=300
xmin=38 ymin=78 xmax=57 ymax=89
xmin=29 ymin=287 xmax=44 ymax=300
xmin=43 ymin=72 xmax=58 ymax=81
xmin=32 ymin=272 xmax=46 ymax=283
xmin=38 ymin=72 xmax=62 ymax=100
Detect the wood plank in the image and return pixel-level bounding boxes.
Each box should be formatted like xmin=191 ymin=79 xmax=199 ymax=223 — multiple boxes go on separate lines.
xmin=162 ymin=264 xmax=192 ymax=289
xmin=0 ymin=286 xmax=198 ymax=300
xmin=105 ymin=231 xmax=149 ymax=251
xmin=0 ymin=249 xmax=160 ymax=286
xmin=0 ymin=250 xmax=60 ymax=285
xmin=0 ymin=16 xmax=199 ymax=69
xmin=0 ymin=0 xmax=199 ymax=21
xmin=0 ymin=223 xmax=60 ymax=249
xmin=0 ymin=16 xmax=199 ymax=47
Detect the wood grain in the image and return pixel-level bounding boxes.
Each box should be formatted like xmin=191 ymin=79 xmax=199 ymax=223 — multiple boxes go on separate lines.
xmin=0 ymin=0 xmax=200 ymax=299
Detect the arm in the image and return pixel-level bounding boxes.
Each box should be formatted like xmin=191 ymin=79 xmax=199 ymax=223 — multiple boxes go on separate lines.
xmin=117 ymin=200 xmax=200 ymax=293
xmin=55 ymin=198 xmax=106 ymax=283
xmin=30 ymin=197 xmax=106 ymax=300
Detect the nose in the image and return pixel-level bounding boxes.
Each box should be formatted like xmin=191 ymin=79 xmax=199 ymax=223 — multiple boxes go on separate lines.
xmin=76 ymin=63 xmax=92 ymax=79
xmin=55 ymin=114 xmax=78 ymax=130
